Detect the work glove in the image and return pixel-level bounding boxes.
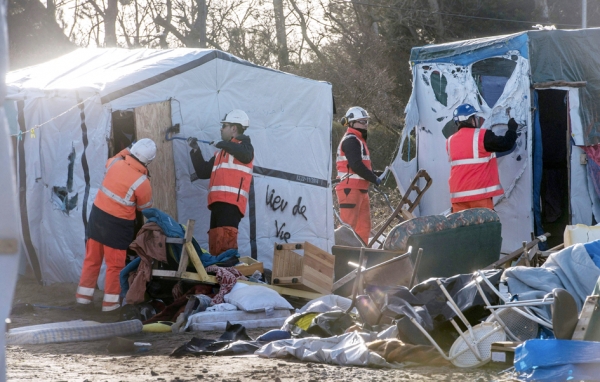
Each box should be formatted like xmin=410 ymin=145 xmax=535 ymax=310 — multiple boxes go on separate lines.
xmin=508 ymin=118 xmax=518 ymax=132
xmin=215 ymin=140 xmax=226 ymax=149
xmin=373 ymin=170 xmax=384 ymax=177
xmin=187 ymin=137 xmax=199 ymax=150
xmin=375 ymin=177 xmax=382 ymax=186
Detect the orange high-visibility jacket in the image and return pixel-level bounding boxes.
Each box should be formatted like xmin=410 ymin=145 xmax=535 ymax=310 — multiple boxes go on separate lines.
xmin=446 ymin=127 xmax=503 ymax=203
xmin=336 ymin=127 xmax=372 ymax=190
xmin=93 ymin=148 xmax=153 ymax=220
xmin=207 ymin=138 xmax=254 ymax=216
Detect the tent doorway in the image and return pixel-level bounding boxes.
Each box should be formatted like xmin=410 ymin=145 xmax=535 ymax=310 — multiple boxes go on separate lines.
xmin=536 ymin=89 xmax=569 ymax=248
xmin=110 ymin=110 xmax=136 ymax=157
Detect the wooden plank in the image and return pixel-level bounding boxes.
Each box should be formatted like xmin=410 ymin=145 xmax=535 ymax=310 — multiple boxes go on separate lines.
xmin=175 ymin=220 xmax=195 ymax=277
xmin=134 ymin=101 xmax=177 ymax=219
xmin=572 ymin=295 xmax=599 ymax=340
xmin=484 ymin=233 xmax=551 ymax=269
xmin=186 ymin=241 xmax=212 ymax=282
xmin=0 ymin=238 xmax=18 ymax=254
xmin=151 ymin=269 xmax=216 ymax=283
xmin=238 ymin=280 xmax=323 ymax=300
xmin=533 ymin=81 xmax=587 ymax=89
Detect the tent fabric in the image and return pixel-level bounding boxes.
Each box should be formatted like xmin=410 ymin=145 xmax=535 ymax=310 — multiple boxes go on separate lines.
xmin=6 ymin=48 xmax=334 ymax=284
xmin=409 ymin=32 xmax=529 ymax=65
xmin=528 ymin=29 xmax=600 ymax=146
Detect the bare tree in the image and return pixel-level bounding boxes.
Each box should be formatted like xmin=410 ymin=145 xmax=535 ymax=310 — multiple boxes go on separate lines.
xmin=273 ymin=0 xmax=289 ymax=68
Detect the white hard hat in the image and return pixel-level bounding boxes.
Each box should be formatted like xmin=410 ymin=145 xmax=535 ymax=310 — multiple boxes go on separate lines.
xmin=222 ymin=109 xmax=249 ymax=128
xmin=130 ymin=138 xmax=157 ymax=165
xmin=345 ymin=106 xmax=370 ymax=122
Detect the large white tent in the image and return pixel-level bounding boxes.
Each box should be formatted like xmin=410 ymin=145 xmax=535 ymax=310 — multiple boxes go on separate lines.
xmin=5 ymin=48 xmax=335 ymax=285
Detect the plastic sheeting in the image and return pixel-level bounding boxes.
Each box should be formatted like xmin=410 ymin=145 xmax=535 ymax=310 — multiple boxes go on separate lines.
xmin=394 ymin=29 xmax=600 ymax=253
xmin=256 ymin=331 xmax=395 ymax=368
xmin=515 ymin=339 xmax=600 ymax=381
xmin=528 ymin=29 xmax=600 ymax=146
xmin=5 ymin=49 xmax=334 ymax=284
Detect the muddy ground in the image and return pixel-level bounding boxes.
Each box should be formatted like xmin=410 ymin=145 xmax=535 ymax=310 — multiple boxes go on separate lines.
xmin=6 ymin=275 xmax=518 ymax=382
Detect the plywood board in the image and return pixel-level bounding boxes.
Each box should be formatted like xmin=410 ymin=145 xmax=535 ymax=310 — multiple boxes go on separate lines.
xmin=134 ymin=101 xmax=177 ymax=219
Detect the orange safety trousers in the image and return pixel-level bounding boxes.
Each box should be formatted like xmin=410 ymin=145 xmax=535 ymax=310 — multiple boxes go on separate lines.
xmin=451 ymin=198 xmax=494 ymax=213
xmin=76 ymin=238 xmax=126 ymax=312
xmin=336 ymin=188 xmax=371 ymax=244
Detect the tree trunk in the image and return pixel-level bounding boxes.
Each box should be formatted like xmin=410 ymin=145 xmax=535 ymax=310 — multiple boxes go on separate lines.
xmin=104 ymin=0 xmax=119 ymax=47
xmin=534 ymin=0 xmax=549 ymax=20
xmin=427 ymin=0 xmax=444 ymax=38
xmin=273 ymin=0 xmax=289 ymax=68
xmin=195 ymin=0 xmax=207 ymax=48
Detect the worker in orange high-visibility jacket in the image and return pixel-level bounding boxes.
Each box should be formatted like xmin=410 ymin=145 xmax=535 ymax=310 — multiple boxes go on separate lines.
xmin=335 ymin=106 xmax=382 ymax=244
xmin=188 ymin=109 xmax=254 ymax=256
xmin=447 ymin=103 xmax=519 ymax=213
xmin=76 ymin=138 xmax=156 ymax=312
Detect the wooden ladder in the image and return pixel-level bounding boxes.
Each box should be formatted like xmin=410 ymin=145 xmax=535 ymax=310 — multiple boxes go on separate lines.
xmin=368 ymin=169 xmax=432 ymax=248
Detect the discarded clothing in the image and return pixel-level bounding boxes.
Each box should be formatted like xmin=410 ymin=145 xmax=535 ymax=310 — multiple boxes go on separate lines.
xmin=206 ymin=265 xmax=247 ymax=304
xmin=503 ymin=243 xmax=600 ymax=319
xmin=144 ymin=284 xmax=214 ymax=324
xmin=366 ymin=339 xmax=450 ymax=366
xmin=119 ymin=257 xmax=141 ymax=300
xmin=125 ymin=223 xmax=167 ymax=305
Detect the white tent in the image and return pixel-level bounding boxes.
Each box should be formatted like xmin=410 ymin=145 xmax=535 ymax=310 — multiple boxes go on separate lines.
xmin=5 ymin=48 xmax=334 ymax=285
xmin=392 ymin=29 xmax=600 ymax=252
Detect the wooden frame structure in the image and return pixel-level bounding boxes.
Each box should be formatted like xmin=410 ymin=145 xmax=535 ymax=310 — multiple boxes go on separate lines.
xmin=151 ymin=219 xmax=323 ymax=300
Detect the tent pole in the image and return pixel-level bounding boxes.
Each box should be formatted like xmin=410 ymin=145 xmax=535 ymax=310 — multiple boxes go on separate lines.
xmin=582 ymin=0 xmax=587 ymax=29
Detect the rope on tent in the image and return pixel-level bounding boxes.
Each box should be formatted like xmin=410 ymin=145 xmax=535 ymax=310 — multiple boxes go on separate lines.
xmin=10 ymin=95 xmax=96 ymax=139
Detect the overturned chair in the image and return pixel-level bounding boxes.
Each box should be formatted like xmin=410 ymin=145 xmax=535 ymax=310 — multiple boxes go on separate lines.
xmin=383 ymin=208 xmax=502 ymax=280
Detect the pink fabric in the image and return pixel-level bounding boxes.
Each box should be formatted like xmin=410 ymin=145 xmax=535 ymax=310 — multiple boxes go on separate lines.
xmin=206 ymin=265 xmax=247 ymax=304
xmin=583 ymin=145 xmax=600 ymax=165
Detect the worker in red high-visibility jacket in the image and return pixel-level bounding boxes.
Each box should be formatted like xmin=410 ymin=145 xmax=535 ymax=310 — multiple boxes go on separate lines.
xmin=447 ymin=103 xmax=518 ymax=213
xmin=76 ymin=138 xmax=155 ymax=312
xmin=335 ymin=106 xmax=382 ymax=243
xmin=188 ymin=109 xmax=254 ymax=256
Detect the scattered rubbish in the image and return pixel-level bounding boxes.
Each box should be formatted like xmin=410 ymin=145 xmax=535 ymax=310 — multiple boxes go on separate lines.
xmin=107 ymin=337 xmax=151 ymax=354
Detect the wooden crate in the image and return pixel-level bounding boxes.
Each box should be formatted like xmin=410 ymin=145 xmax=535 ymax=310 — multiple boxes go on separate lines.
xmin=272 ymin=242 xmax=335 ymax=294
xmin=234 ymin=256 xmax=264 ymax=276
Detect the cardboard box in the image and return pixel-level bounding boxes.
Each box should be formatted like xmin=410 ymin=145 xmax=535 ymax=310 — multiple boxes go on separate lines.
xmin=272 ymin=242 xmax=335 ymax=294
xmin=234 ymin=256 xmax=264 ymax=276
xmin=491 ymin=341 xmax=519 ymax=365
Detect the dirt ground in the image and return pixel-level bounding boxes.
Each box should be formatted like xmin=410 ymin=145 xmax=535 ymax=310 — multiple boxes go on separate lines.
xmin=6 ymin=275 xmax=518 ymax=382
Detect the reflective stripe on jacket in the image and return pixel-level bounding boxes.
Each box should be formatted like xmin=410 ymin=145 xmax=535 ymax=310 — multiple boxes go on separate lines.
xmin=336 ymin=127 xmax=372 ymax=190
xmin=93 ymin=149 xmax=153 ymax=220
xmin=447 ymin=127 xmax=503 ymax=203
xmin=207 ymin=138 xmax=254 ymax=216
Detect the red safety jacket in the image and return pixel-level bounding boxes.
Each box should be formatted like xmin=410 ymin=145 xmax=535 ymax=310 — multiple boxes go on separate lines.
xmin=336 ymin=127 xmax=372 ymax=190
xmin=446 ymin=127 xmax=503 ymax=203
xmin=93 ymin=148 xmax=153 ymax=220
xmin=207 ymin=138 xmax=254 ymax=216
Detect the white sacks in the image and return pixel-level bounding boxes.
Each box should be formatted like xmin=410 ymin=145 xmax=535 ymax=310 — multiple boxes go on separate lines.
xmin=224 ymin=285 xmax=293 ymax=313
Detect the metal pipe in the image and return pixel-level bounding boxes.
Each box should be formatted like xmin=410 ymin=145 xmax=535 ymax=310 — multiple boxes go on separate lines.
xmin=583 ymin=0 xmax=588 ymax=28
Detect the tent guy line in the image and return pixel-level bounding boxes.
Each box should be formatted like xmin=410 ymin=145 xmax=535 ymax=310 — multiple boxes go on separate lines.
xmin=9 ymin=94 xmax=96 ymax=138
